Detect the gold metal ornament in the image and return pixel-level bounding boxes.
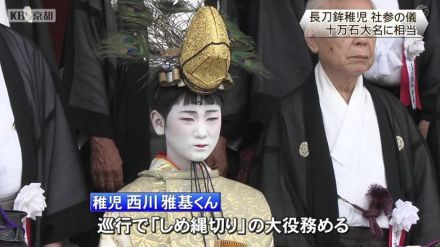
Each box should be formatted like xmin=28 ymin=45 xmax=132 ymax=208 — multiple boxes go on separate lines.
xmin=98 ymin=1 xmax=268 ymax=93
xmin=180 ymin=6 xmax=231 ymax=94
xmin=214 ymin=240 xmax=247 ymax=247
xmin=396 ymin=136 xmax=404 ymax=151
xmin=172 ymin=68 xmax=181 ymax=82
xmin=299 ymin=141 xmax=309 ymax=158
xmin=159 ymin=72 xmax=168 ymax=86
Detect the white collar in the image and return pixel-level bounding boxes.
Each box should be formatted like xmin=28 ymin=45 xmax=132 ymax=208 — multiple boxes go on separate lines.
xmin=314 ymin=62 xmax=366 ymax=157
xmin=315 ymin=64 xmax=388 ymax=229
xmin=315 ymin=62 xmax=364 ymax=111
xmin=0 ymin=0 xmax=10 ymax=27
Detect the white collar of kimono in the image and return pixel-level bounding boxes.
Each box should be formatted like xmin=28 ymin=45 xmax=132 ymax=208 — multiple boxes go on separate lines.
xmin=315 ymin=62 xmax=388 ymax=228
xmin=0 ymin=0 xmax=10 ymax=27
xmin=315 ymin=62 xmax=371 ymax=164
xmin=0 ymin=63 xmax=22 ymax=203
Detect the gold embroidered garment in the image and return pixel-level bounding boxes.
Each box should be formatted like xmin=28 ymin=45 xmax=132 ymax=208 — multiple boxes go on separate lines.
xmin=99 ymin=156 xmax=274 ymax=247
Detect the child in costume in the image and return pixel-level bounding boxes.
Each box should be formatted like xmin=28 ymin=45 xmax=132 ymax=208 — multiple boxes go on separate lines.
xmin=99 ymin=3 xmax=273 ymax=247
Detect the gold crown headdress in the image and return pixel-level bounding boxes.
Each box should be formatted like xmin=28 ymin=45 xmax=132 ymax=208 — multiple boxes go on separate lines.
xmin=98 ymin=0 xmax=269 ymax=95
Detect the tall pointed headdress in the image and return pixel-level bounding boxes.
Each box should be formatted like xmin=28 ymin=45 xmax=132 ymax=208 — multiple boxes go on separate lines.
xmin=180 ymin=6 xmax=230 ymax=94
xmin=98 ymin=0 xmax=269 ymax=95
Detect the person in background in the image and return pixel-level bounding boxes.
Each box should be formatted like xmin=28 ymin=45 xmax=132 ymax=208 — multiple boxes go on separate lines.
xmin=0 ymin=24 xmax=92 ymax=247
xmin=204 ymin=0 xmax=317 ymax=182
xmin=419 ymin=0 xmax=440 ymax=190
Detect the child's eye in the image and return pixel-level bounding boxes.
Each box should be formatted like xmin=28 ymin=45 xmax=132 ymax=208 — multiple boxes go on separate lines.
xmin=180 ymin=118 xmax=194 ymax=122
xmin=207 ymin=117 xmax=219 ymax=121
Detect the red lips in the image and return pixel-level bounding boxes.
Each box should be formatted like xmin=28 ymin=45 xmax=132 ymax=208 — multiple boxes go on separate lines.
xmin=195 ymin=144 xmax=208 ymax=148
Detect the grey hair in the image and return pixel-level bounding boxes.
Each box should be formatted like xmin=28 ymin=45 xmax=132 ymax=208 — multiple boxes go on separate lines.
xmin=305 ymin=0 xmax=376 ymax=10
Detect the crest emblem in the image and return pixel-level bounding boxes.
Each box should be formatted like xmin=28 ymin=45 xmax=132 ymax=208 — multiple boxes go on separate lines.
xmin=299 ymin=141 xmax=309 ymax=157
xmin=396 ymin=136 xmax=404 ymax=151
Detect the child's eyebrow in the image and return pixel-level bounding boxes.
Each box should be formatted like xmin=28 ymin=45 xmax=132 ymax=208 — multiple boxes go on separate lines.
xmin=179 ymin=110 xmax=197 ymax=114
xmin=206 ymin=110 xmax=220 ymax=113
xmin=179 ymin=110 xmax=219 ymax=114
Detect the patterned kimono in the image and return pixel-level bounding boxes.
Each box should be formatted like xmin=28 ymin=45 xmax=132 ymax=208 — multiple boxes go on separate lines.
xmin=99 ymin=155 xmax=274 ymax=247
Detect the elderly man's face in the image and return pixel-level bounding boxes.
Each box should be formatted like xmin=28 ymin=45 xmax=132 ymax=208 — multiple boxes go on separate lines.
xmin=306 ymin=0 xmax=376 ymax=77
xmin=315 ymin=37 xmax=376 ymax=77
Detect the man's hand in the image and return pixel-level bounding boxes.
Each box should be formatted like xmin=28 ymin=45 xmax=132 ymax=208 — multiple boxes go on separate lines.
xmin=90 ymin=136 xmax=124 ymax=191
xmin=206 ymin=136 xmax=228 ymax=176
xmin=419 ymin=120 xmax=430 ymax=139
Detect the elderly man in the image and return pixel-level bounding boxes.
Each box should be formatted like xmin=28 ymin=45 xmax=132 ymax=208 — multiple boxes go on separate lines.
xmin=249 ymin=0 xmax=440 ymax=246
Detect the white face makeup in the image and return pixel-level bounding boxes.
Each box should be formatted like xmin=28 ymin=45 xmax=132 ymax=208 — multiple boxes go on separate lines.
xmin=151 ymin=98 xmax=221 ymax=169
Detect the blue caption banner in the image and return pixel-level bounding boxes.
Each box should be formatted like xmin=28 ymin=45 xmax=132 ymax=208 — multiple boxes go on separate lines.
xmin=90 ymin=192 xmax=221 ymax=212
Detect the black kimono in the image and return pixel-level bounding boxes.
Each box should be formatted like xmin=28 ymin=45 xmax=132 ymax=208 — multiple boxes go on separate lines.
xmin=419 ymin=0 xmax=440 ymax=190
xmin=0 ymin=25 xmax=92 ymax=246
xmin=61 ymin=0 xmax=150 ymax=184
xmin=5 ymin=0 xmax=57 ymax=72
xmin=243 ymin=0 xmax=316 ymax=125
xmin=249 ymin=74 xmax=440 ymax=247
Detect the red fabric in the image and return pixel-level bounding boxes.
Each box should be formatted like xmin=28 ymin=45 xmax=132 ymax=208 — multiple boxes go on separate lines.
xmin=399 ymin=231 xmax=407 ymax=246
xmin=237 ymin=144 xmax=256 ymax=183
xmin=42 ymin=0 xmax=71 ymax=65
xmin=400 ymin=47 xmax=423 ymax=109
xmin=388 ymin=226 xmax=392 ymax=247
xmin=25 ymin=218 xmax=31 ymax=247
xmin=387 ymin=226 xmax=408 ymax=247
xmin=155 ymin=152 xmax=181 ymax=170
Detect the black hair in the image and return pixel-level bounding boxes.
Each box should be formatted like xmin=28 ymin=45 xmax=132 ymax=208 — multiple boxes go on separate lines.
xmin=148 ymin=72 xmax=224 ymax=120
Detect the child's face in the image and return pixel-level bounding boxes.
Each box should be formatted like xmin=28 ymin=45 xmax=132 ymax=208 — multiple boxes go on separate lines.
xmin=164 ymin=100 xmax=221 ymax=165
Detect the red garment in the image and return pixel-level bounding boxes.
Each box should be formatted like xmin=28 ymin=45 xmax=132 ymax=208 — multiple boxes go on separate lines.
xmin=400 ymin=47 xmax=422 ymax=109
xmin=25 ymin=218 xmax=31 ymax=247
xmin=155 ymin=152 xmax=181 ymax=170
xmin=42 ymin=0 xmax=71 ymax=65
